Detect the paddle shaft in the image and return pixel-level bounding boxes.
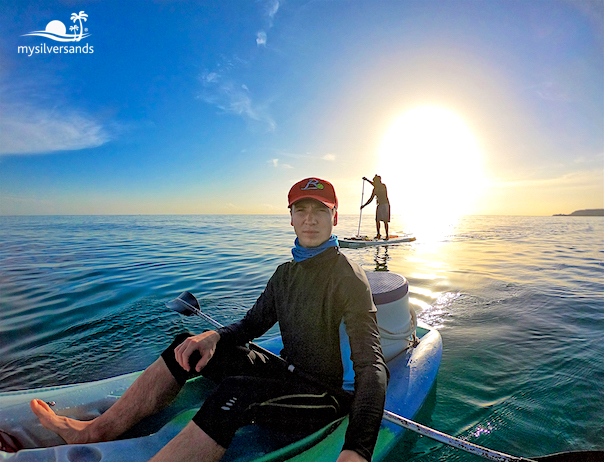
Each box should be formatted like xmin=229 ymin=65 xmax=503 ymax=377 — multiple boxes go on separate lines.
xmin=357 ymin=179 xmax=365 ymax=237
xmin=383 ymin=411 xmax=535 ymax=462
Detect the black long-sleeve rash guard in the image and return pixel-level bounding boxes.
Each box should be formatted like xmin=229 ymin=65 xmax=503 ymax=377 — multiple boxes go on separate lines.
xmin=216 ymin=247 xmax=389 ymax=461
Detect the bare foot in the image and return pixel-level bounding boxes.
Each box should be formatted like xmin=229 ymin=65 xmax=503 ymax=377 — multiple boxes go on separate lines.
xmin=30 ymin=399 xmax=95 ymax=444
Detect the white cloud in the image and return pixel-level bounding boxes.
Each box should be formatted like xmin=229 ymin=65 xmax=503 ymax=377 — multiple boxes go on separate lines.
xmin=0 ymin=104 xmax=110 ymax=155
xmin=204 ymin=72 xmax=219 ymax=83
xmin=269 ymin=158 xmax=293 ymax=169
xmin=256 ymin=31 xmax=267 ymax=46
xmin=322 ymin=154 xmax=336 ymax=161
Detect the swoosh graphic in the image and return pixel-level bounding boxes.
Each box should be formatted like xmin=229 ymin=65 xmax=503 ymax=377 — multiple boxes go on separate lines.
xmin=22 ymin=32 xmax=91 ymax=42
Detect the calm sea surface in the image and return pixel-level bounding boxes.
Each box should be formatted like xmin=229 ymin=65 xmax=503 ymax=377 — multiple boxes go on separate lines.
xmin=0 ymin=214 xmax=602 ymax=460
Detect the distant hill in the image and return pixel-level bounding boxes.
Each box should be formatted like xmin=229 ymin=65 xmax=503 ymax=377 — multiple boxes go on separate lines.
xmin=553 ymin=209 xmax=604 ymax=216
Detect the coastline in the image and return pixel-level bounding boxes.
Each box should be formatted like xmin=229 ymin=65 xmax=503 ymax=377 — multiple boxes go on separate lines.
xmin=553 ymin=208 xmax=604 ymax=217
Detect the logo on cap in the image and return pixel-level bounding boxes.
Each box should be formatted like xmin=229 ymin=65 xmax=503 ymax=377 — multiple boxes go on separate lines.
xmin=301 ymin=179 xmax=324 ymax=190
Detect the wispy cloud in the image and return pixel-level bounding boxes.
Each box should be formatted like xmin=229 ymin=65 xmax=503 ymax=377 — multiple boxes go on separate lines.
xmin=265 ymin=0 xmax=280 ymax=23
xmin=262 ymin=0 xmax=280 ymax=29
xmin=0 ymin=103 xmax=111 ymax=155
xmin=257 ymin=0 xmax=280 ymax=47
xmin=269 ymin=158 xmax=293 ymax=169
xmin=198 ymin=72 xmax=276 ymax=131
xmin=273 ymin=150 xmax=337 ymax=163
xmin=532 ymin=81 xmax=572 ymax=102
xmin=266 ymin=152 xmax=334 ymax=170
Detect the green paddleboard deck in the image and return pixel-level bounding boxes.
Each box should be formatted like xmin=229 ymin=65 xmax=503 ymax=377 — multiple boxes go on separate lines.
xmin=0 ymin=328 xmax=442 ymax=462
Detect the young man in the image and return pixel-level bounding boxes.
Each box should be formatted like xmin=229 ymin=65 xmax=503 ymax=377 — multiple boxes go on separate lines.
xmin=361 ymin=175 xmax=390 ymax=240
xmin=31 ymin=177 xmax=389 ymax=462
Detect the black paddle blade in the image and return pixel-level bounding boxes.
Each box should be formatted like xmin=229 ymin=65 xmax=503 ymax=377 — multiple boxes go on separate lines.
xmin=534 ymin=451 xmax=604 ymax=462
xmin=166 ymin=291 xmax=200 ymax=316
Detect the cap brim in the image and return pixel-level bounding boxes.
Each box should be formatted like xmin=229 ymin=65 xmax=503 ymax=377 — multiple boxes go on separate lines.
xmin=289 ymin=196 xmax=336 ymax=209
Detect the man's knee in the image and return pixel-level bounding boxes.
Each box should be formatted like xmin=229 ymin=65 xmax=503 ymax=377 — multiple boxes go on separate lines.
xmin=192 ymin=377 xmax=248 ymax=449
xmin=160 ymin=332 xmax=199 ymax=386
xmin=160 ymin=332 xmax=272 ymax=384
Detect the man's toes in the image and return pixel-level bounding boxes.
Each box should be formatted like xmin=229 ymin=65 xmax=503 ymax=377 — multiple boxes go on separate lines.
xmin=31 ymin=399 xmax=54 ymax=417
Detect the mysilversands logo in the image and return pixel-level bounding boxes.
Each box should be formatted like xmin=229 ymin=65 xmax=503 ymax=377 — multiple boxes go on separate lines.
xmin=18 ymin=11 xmax=94 ymax=57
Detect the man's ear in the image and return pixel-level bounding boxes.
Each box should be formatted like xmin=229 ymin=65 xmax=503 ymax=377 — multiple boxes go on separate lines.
xmin=290 ymin=208 xmax=294 ymax=226
xmin=333 ymin=210 xmax=338 ymax=226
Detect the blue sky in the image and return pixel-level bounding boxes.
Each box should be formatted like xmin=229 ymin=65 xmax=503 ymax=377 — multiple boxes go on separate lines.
xmin=0 ymin=0 xmax=602 ymax=217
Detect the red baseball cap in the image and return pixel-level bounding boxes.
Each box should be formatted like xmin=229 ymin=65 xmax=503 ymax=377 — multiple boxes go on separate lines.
xmin=288 ymin=177 xmax=338 ymax=210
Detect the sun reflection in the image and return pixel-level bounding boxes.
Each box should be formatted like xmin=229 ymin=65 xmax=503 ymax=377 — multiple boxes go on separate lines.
xmin=377 ymin=105 xmax=487 ymax=240
xmin=412 ymin=286 xmax=438 ymax=298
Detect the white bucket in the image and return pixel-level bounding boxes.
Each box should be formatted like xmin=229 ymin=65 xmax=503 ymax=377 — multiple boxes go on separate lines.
xmin=366 ymin=272 xmax=417 ymax=361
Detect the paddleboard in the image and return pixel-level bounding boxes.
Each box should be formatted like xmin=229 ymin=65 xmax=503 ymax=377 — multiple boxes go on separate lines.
xmin=339 ymin=234 xmax=416 ymax=248
xmin=0 ymin=272 xmax=441 ymax=462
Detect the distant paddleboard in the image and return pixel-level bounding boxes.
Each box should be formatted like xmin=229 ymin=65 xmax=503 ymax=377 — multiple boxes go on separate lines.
xmin=339 ymin=234 xmax=416 ymax=248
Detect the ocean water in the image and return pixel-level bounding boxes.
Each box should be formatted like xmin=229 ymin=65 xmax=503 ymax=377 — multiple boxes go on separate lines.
xmin=0 ymin=214 xmax=602 ymax=461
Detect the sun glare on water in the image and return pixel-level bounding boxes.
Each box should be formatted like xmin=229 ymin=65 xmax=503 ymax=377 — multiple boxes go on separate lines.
xmin=377 ymin=106 xmax=487 ymax=238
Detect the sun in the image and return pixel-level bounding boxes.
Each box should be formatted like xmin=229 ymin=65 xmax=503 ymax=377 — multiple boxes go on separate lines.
xmin=377 ymin=106 xmax=487 ymax=236
xmin=45 ymin=20 xmax=67 ymax=36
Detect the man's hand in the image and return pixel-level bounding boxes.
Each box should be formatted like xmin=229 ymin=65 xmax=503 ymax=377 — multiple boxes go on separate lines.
xmin=174 ymin=331 xmax=220 ymax=373
xmin=336 ymin=450 xmax=367 ymax=462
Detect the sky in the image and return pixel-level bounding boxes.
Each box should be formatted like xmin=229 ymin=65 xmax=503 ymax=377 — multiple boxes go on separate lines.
xmin=0 ymin=0 xmax=602 ymax=218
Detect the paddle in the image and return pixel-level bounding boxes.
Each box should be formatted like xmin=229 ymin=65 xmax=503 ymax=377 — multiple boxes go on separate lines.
xmin=166 ymin=291 xmax=603 ymax=462
xmin=357 ymin=178 xmax=365 ymax=238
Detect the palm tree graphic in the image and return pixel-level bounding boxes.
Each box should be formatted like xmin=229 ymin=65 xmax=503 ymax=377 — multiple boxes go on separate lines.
xmin=69 ymin=24 xmax=79 ymax=38
xmin=70 ymin=11 xmax=88 ymax=42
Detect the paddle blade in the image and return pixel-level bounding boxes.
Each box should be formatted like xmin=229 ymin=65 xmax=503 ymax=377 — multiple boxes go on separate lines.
xmin=166 ymin=291 xmax=200 ymax=316
xmin=534 ymin=451 xmax=604 ymax=462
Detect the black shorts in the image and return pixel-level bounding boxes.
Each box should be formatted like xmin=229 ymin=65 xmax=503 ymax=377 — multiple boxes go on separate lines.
xmin=161 ymin=332 xmax=352 ymax=448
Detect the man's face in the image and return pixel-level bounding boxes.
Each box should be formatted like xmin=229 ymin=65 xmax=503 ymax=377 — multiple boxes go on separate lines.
xmin=290 ymin=199 xmax=336 ymax=248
